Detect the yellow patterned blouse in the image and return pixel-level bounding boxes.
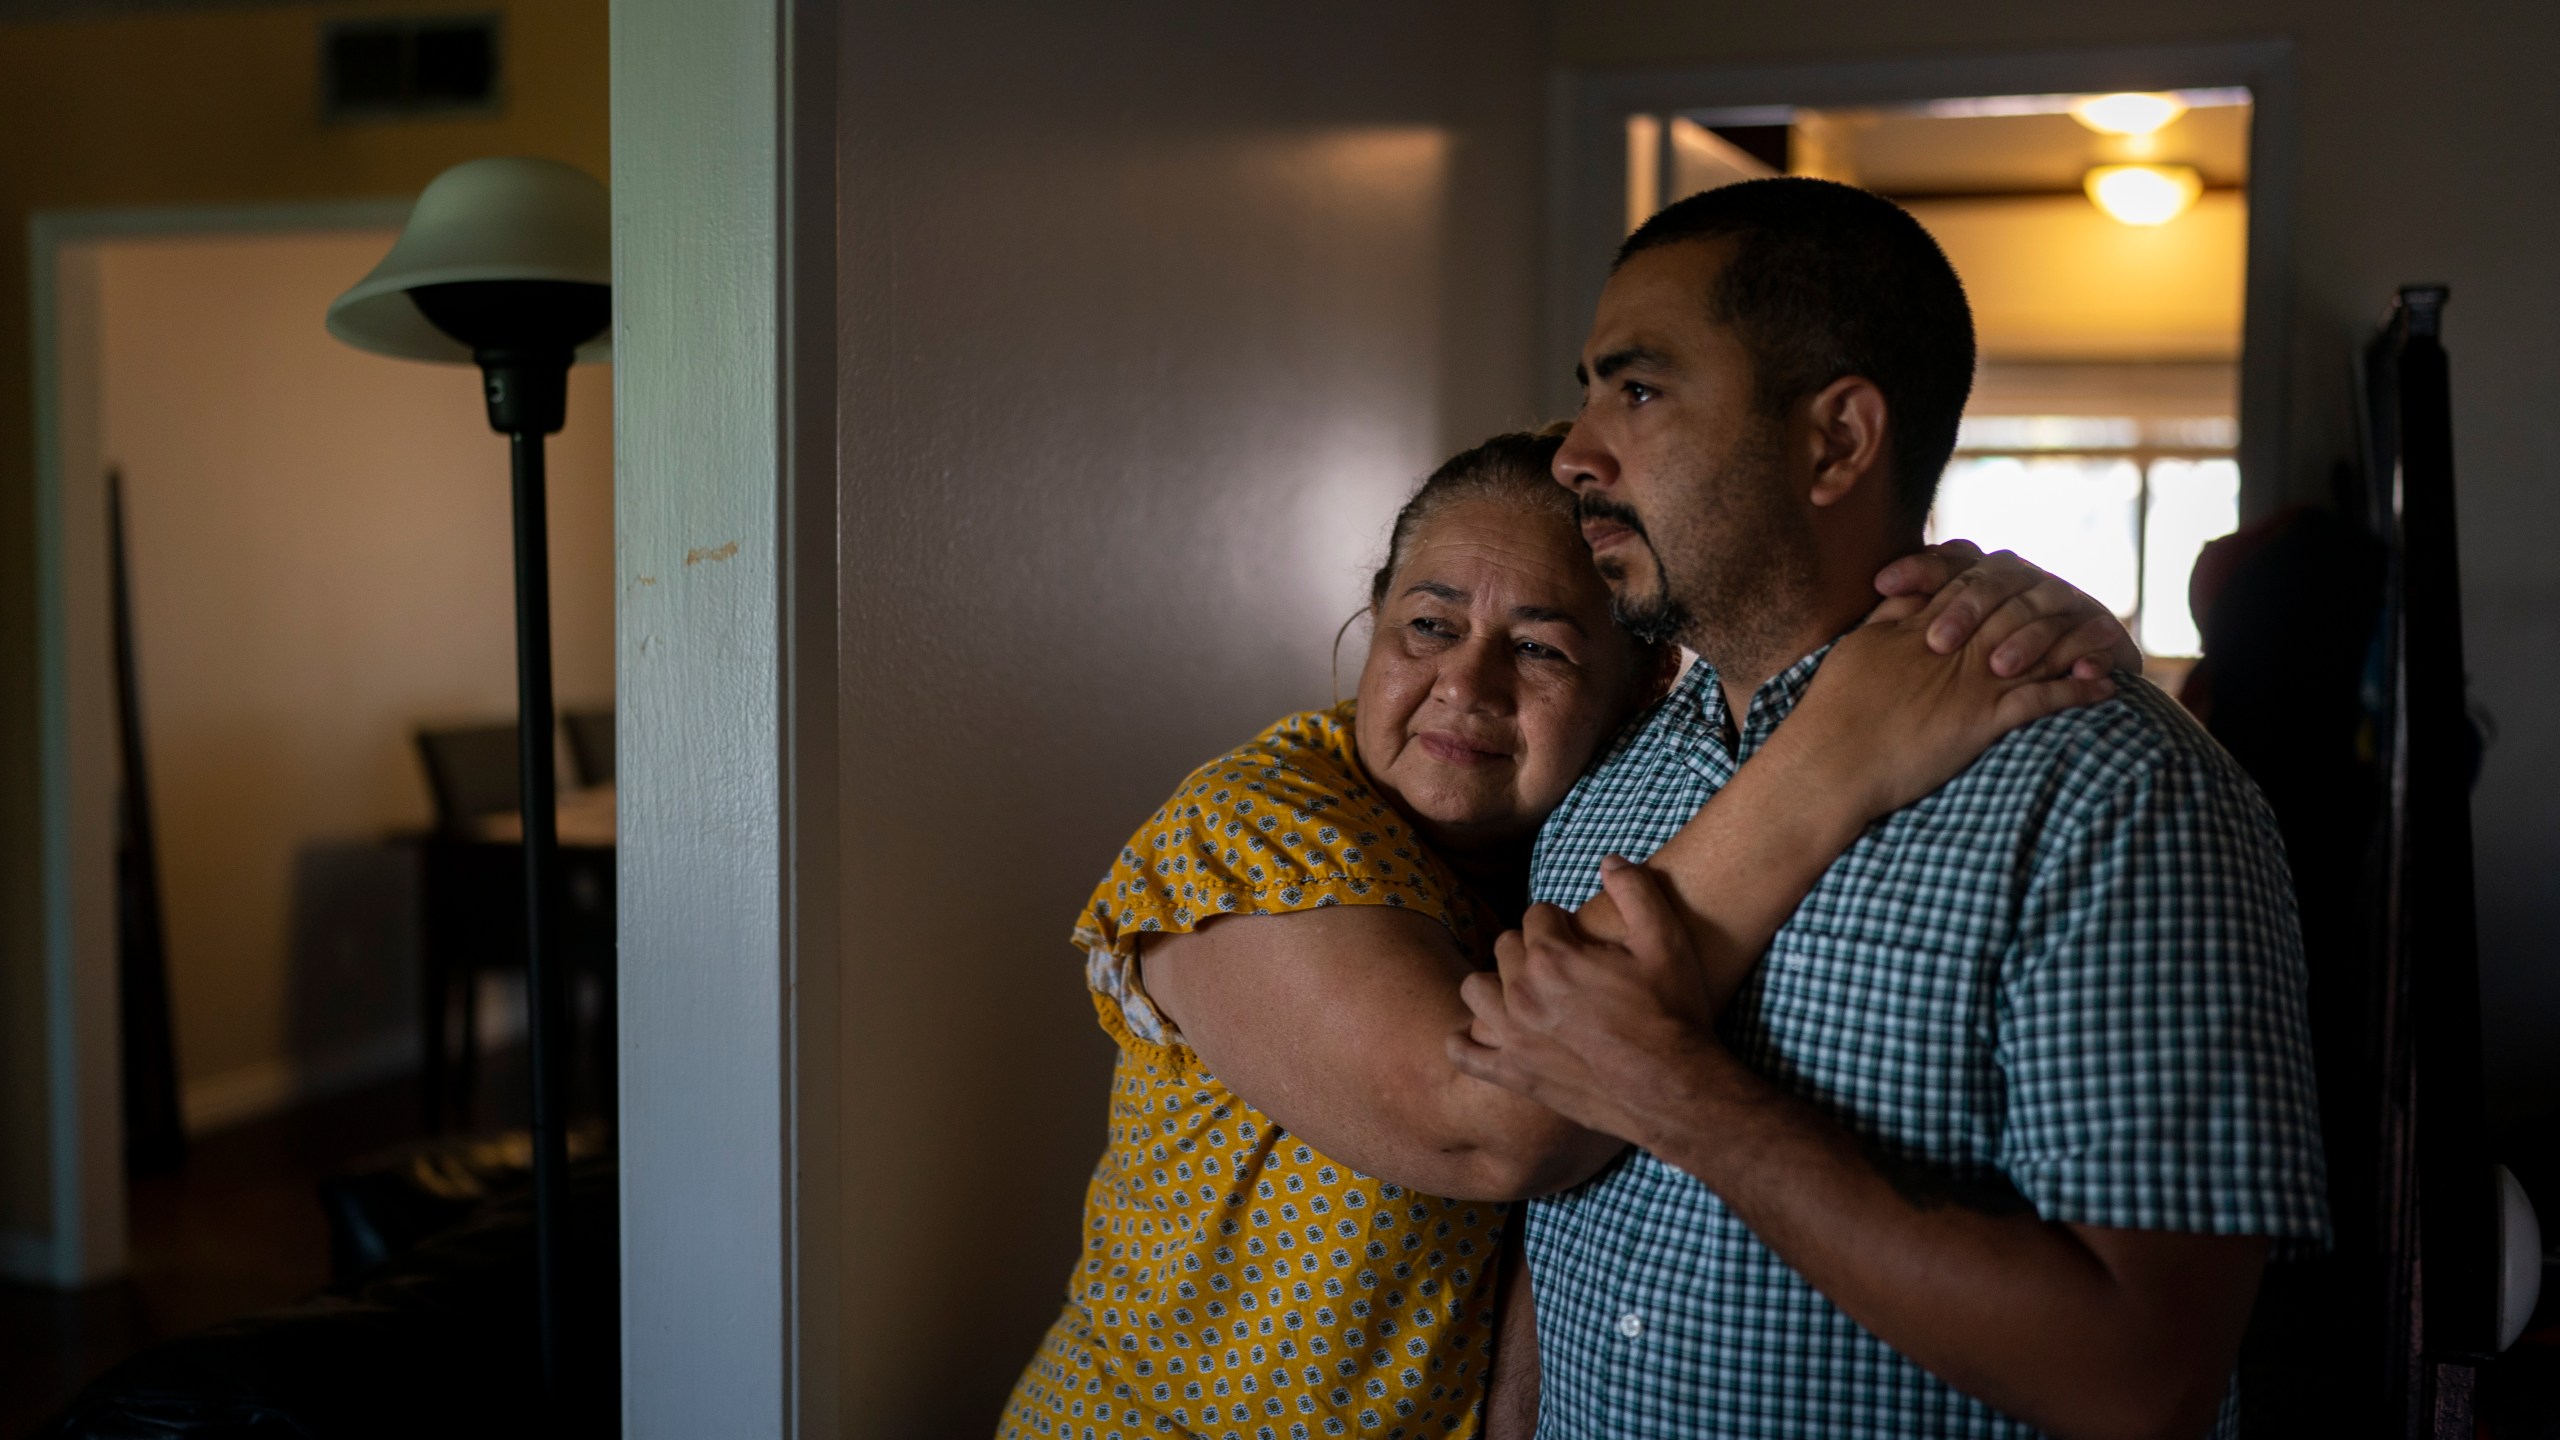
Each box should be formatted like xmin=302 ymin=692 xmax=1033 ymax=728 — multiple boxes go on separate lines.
xmin=998 ymin=703 xmax=1510 ymax=1440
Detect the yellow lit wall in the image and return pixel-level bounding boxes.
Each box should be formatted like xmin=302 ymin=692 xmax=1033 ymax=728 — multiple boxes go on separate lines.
xmin=1908 ymin=191 xmax=2247 ymax=361
xmin=0 ymin=0 xmax=607 ymax=1239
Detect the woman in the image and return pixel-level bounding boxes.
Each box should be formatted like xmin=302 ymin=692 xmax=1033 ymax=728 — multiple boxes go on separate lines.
xmin=999 ymin=430 xmax=2129 ymax=1440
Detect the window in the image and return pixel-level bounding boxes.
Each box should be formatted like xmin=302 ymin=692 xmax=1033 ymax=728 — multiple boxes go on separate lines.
xmin=1928 ymin=415 xmax=2239 ymax=660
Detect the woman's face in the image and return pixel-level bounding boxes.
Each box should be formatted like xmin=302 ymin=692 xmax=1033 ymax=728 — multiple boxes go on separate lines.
xmin=1354 ymin=494 xmax=1656 ymax=857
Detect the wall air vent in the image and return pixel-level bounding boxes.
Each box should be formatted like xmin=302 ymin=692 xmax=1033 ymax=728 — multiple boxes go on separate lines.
xmin=322 ymin=14 xmax=501 ymax=120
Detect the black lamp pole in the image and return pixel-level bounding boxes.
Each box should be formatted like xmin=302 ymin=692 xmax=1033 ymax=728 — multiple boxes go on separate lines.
xmin=504 ymin=422 xmax=569 ymax=1397
xmin=410 ymin=278 xmax=609 ymax=1405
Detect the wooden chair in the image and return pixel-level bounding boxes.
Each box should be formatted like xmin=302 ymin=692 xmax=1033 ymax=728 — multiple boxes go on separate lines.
xmin=412 ymin=724 xmax=615 ymax=1133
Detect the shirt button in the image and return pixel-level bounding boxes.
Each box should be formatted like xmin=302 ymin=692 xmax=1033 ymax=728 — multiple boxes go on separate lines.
xmin=1616 ymin=1311 xmax=1644 ymax=1339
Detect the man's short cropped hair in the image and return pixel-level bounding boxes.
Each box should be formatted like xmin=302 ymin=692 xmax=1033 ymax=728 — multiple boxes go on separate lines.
xmin=1617 ymin=178 xmax=1975 ymax=531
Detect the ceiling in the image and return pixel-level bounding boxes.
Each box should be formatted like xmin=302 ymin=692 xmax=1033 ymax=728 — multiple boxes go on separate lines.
xmin=1708 ymin=96 xmax=2252 ymax=199
xmin=1646 ymin=92 xmax=2257 ymax=363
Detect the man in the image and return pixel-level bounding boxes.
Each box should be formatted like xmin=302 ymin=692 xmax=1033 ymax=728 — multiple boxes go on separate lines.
xmin=1448 ymin=179 xmax=2328 ymax=1438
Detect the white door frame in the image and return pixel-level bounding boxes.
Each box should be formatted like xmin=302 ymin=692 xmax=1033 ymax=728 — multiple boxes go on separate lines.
xmin=1547 ymin=40 xmax=2300 ymax=520
xmin=610 ymin=0 xmax=839 ymax=1434
xmin=22 ymin=198 xmax=412 ymax=1289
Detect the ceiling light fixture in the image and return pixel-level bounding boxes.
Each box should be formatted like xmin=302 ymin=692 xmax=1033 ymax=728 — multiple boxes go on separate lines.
xmin=2085 ymin=163 xmax=2203 ymax=225
xmin=2070 ymin=92 xmax=2188 ymax=136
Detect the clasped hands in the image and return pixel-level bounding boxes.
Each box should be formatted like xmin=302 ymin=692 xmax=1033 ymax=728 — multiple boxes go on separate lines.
xmin=1446 ymin=539 xmax=2137 ymax=1148
xmin=1447 ymin=855 xmax=1722 ymax=1152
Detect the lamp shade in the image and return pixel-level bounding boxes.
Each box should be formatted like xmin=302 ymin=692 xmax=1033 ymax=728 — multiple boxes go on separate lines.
xmin=328 ymin=156 xmax=611 ymax=364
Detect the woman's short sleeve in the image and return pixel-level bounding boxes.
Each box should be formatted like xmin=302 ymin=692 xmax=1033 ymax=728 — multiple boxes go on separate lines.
xmin=1073 ymin=703 xmax=1477 ymax=1057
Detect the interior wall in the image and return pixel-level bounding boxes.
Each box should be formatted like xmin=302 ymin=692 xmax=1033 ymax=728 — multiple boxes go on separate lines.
xmin=0 ymin=0 xmax=605 ymax=1244
xmin=1909 ymin=192 xmax=2247 ymax=361
xmin=1551 ymin=0 xmax=2560 ymax=1122
xmin=90 ymin=229 xmax=613 ymax=1126
xmin=833 ymin=2 xmax=1547 ymax=1426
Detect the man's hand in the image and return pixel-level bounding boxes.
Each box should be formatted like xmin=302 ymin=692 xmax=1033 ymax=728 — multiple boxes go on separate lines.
xmin=1874 ymin=540 xmax=2144 ymax=680
xmin=1450 ymin=855 xmax=2270 ymax=1440
xmin=1449 ymin=855 xmax=1718 ymax=1149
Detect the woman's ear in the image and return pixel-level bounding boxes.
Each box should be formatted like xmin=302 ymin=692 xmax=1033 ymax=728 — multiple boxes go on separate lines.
xmin=1331 ymin=605 xmax=1374 ymax=704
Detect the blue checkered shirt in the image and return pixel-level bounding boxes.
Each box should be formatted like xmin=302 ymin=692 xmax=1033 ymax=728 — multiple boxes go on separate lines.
xmin=1523 ymin=646 xmax=2329 ymax=1439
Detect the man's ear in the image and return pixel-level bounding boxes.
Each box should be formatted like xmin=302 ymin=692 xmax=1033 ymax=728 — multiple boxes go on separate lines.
xmin=1803 ymin=375 xmax=1890 ymax=510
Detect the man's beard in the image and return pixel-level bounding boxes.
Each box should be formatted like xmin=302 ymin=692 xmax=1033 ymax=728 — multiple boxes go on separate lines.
xmin=1575 ymin=495 xmax=1691 ymax=646
xmin=1576 ymin=422 xmax=1817 ymax=671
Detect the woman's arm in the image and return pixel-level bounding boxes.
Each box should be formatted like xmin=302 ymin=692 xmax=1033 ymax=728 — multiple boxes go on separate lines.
xmin=1140 ymin=906 xmax=1622 ymax=1200
xmin=1146 ymin=550 xmax=2129 ymax=1201
xmin=1570 ymin=551 xmax=2126 ymax=1010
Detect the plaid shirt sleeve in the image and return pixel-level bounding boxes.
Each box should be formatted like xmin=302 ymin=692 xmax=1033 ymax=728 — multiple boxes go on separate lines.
xmin=1996 ymin=725 xmax=2331 ymax=1248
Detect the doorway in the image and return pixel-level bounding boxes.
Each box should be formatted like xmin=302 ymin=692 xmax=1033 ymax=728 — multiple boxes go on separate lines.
xmin=1640 ymin=91 xmax=2249 ymax=683
xmin=1551 ymin=44 xmax=2296 ymax=685
xmin=17 ymin=206 xmax=615 ymax=1424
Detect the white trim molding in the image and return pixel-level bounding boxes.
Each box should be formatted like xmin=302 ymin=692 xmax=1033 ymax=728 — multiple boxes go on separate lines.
xmin=611 ymin=0 xmax=838 ymax=1434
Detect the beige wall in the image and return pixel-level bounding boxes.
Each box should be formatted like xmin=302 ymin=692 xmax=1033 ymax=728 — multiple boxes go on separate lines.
xmin=832 ymin=2 xmax=1547 ymax=1425
xmin=0 ymin=0 xmax=605 ymax=1238
xmin=837 ymin=6 xmax=2560 ymax=1419
xmin=1552 ymin=0 xmax=2560 ymax=1118
xmin=89 ymin=229 xmax=611 ymax=1117
xmin=1911 ymin=191 xmax=2247 ymax=361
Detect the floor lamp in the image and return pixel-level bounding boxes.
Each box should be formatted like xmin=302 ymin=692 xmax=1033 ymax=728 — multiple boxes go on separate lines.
xmin=326 ymin=156 xmax=611 ymax=1403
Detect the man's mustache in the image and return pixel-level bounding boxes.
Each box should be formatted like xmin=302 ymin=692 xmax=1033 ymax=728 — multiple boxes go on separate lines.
xmin=1574 ymin=495 xmax=1650 ymax=540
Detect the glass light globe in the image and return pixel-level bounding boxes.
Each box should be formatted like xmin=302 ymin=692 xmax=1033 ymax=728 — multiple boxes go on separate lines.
xmin=2084 ymin=164 xmax=2204 ymax=226
xmin=2070 ymin=92 xmax=2188 ymax=136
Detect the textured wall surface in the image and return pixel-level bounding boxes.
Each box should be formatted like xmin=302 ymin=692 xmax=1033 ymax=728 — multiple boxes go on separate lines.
xmin=1551 ymin=0 xmax=2560 ymax=1137
xmin=832 ymin=3 xmax=1548 ymax=1427
xmin=610 ymin=0 xmax=802 ymax=1434
xmin=1909 ymin=191 xmax=2248 ymax=361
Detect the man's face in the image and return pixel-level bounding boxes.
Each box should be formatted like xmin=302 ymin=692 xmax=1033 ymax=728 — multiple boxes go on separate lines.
xmin=1553 ymin=239 xmax=1816 ymax=666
